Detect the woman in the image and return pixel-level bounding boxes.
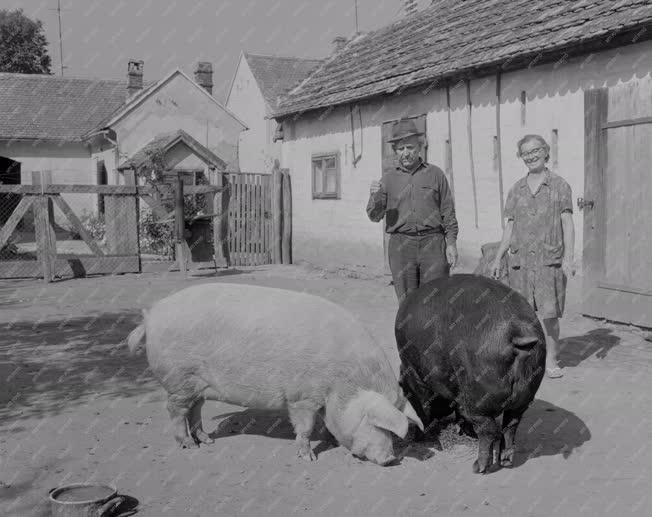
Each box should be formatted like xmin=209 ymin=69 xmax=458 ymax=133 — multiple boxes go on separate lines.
xmin=491 ymin=134 xmax=575 ymax=379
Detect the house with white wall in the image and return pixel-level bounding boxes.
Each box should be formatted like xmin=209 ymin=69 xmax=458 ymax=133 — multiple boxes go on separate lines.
xmin=0 ymin=61 xmax=246 ymax=225
xmin=226 ymin=52 xmax=321 ymax=173
xmin=272 ymin=0 xmax=652 ymax=326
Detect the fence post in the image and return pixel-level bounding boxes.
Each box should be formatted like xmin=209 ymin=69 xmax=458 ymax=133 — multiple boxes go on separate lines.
xmin=271 ymin=164 xmax=283 ymax=264
xmin=32 ymin=171 xmax=56 ymax=283
xmin=211 ymin=171 xmax=230 ymax=267
xmin=175 ymin=175 xmax=188 ymax=277
xmin=281 ymin=169 xmax=292 ymax=265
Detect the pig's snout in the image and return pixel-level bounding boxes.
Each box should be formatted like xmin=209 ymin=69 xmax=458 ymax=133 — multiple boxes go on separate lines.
xmin=377 ymin=454 xmax=399 ymax=467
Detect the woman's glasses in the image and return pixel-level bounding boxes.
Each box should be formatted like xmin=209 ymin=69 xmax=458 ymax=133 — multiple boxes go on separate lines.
xmin=520 ymin=147 xmax=546 ymax=159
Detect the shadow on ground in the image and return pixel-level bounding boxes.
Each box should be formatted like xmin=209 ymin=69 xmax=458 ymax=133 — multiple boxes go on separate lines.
xmin=513 ymin=398 xmax=591 ymax=467
xmin=0 ymin=311 xmax=156 ymax=426
xmin=558 ymin=328 xmax=621 ymax=368
xmin=208 ymin=408 xmax=338 ymax=458
xmin=394 ymin=398 xmax=591 ymax=470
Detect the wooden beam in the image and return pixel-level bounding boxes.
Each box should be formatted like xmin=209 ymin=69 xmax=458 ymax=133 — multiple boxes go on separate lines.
xmin=281 ymin=169 xmax=292 ymax=264
xmin=51 ymin=195 xmax=105 ymax=256
xmin=495 ymin=70 xmax=505 ymax=228
xmin=0 ymin=196 xmax=34 ymax=250
xmin=32 ymin=172 xmax=56 ymax=283
xmin=445 ymin=84 xmax=455 ymax=196
xmin=175 ymin=175 xmax=187 ymax=277
xmin=211 ymin=171 xmax=230 ymax=267
xmin=466 ymin=79 xmax=479 ymax=229
xmin=0 ymin=184 xmax=137 ymax=194
xmin=0 ymin=184 xmax=225 ymax=195
xmin=602 ymin=116 xmax=652 ymax=129
xmin=271 ymin=165 xmax=283 ymax=264
xmin=139 ymin=194 xmax=173 ymax=220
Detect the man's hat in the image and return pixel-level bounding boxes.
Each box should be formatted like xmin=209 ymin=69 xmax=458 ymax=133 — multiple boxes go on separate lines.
xmin=387 ymin=118 xmax=424 ymax=143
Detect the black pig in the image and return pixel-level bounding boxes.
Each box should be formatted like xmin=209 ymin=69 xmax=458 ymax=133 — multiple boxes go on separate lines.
xmin=395 ymin=274 xmax=546 ymax=473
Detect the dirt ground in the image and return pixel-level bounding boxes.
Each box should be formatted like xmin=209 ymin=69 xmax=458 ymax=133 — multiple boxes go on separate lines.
xmin=1 ymin=263 xmax=652 ymax=516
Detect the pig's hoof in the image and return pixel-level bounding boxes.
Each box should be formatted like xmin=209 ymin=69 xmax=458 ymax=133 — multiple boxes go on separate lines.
xmin=500 ymin=449 xmax=514 ymax=467
xmin=178 ymin=437 xmax=199 ymax=449
xmin=195 ymin=430 xmax=214 ymax=444
xmin=297 ymin=447 xmax=316 ymax=461
xmin=472 ymin=460 xmax=488 ymax=474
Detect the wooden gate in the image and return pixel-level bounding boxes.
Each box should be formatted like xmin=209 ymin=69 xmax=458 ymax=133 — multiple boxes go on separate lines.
xmin=0 ymin=182 xmax=140 ymax=280
xmin=227 ymin=172 xmax=273 ymax=266
xmin=583 ymin=79 xmax=652 ymax=327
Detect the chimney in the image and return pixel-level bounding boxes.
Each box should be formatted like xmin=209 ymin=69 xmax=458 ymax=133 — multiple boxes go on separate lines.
xmin=194 ymin=62 xmax=213 ymax=95
xmin=127 ymin=59 xmax=144 ymax=98
xmin=332 ymin=36 xmax=347 ymax=53
xmin=403 ymin=0 xmax=418 ymax=16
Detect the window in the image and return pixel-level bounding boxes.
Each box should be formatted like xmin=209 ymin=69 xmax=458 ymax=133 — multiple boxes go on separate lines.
xmin=312 ymin=152 xmax=340 ymax=199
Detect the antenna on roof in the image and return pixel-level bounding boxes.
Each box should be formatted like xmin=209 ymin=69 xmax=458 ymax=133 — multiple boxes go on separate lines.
xmin=49 ymin=0 xmax=68 ymax=76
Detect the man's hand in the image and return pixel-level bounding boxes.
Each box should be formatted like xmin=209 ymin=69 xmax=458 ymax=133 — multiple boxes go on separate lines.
xmin=562 ymin=258 xmax=576 ymax=277
xmin=370 ymin=180 xmax=382 ymax=195
xmin=490 ymin=259 xmax=501 ymax=279
xmin=446 ymin=243 xmax=458 ymax=269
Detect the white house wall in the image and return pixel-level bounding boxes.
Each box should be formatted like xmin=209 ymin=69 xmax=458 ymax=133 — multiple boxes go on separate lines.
xmin=114 ymin=73 xmax=244 ymax=173
xmin=281 ymin=39 xmax=652 ymax=275
xmin=0 ymin=140 xmax=96 ymax=222
xmin=226 ymin=58 xmax=279 ymax=172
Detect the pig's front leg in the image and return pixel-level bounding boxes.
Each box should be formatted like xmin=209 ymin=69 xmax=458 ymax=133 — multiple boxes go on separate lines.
xmin=288 ymin=402 xmax=318 ymax=461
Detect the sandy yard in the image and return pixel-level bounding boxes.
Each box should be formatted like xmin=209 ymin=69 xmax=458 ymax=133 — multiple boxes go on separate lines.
xmin=1 ymin=264 xmax=651 ymax=516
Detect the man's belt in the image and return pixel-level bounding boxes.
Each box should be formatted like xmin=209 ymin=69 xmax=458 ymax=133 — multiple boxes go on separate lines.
xmin=394 ymin=228 xmax=441 ymax=237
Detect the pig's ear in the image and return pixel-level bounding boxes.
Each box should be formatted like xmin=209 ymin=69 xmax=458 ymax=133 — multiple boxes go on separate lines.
xmin=512 ymin=335 xmax=539 ymax=348
xmin=403 ymin=400 xmax=424 ymax=432
xmin=364 ymin=395 xmax=409 ymax=439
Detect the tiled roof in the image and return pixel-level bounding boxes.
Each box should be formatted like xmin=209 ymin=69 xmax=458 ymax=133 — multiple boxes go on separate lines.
xmin=244 ymin=53 xmax=322 ymax=110
xmin=275 ymin=0 xmax=652 ymax=117
xmin=0 ymin=73 xmax=131 ymax=141
xmin=117 ymin=129 xmax=226 ymax=171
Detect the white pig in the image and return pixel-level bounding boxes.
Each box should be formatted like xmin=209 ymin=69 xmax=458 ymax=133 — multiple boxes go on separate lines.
xmin=127 ymin=283 xmax=423 ymax=466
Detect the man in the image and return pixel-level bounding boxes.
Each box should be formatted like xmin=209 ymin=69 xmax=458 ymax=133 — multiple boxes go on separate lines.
xmin=491 ymin=134 xmax=575 ymax=379
xmin=367 ymin=118 xmax=459 ymax=303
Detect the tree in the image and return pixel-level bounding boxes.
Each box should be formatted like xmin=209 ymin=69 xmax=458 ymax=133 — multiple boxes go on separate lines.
xmin=0 ymin=9 xmax=52 ymax=74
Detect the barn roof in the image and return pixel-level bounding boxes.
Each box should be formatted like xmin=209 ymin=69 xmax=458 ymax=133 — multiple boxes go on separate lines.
xmin=0 ymin=73 xmax=133 ymax=142
xmin=243 ymin=53 xmax=322 ymax=110
xmin=274 ymin=0 xmax=652 ymax=118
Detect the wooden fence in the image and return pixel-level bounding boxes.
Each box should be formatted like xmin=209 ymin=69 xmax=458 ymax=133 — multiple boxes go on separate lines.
xmin=0 ymin=168 xmax=292 ymax=280
xmin=225 ymin=168 xmax=291 ymax=267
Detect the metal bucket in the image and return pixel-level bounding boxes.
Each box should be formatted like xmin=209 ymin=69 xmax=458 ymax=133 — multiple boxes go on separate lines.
xmin=48 ymin=483 xmax=124 ymax=517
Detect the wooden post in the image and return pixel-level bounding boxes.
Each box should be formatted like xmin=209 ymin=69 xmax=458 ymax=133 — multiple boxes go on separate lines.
xmin=281 ymin=169 xmax=292 ymax=264
xmin=271 ymin=164 xmax=283 ymax=264
xmin=445 ymin=84 xmax=455 ymax=197
xmin=175 ymin=175 xmax=187 ymax=277
xmin=32 ymin=171 xmax=56 ymax=283
xmin=211 ymin=171 xmax=230 ymax=267
xmin=495 ymin=70 xmax=505 ymax=228
xmin=466 ymin=79 xmax=479 ymax=229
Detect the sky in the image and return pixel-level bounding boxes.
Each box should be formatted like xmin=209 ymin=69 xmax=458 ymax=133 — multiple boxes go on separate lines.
xmin=1 ymin=0 xmax=411 ymax=103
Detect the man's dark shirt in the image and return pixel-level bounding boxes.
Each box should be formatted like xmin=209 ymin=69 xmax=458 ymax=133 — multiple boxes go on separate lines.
xmin=366 ymin=159 xmax=458 ymax=244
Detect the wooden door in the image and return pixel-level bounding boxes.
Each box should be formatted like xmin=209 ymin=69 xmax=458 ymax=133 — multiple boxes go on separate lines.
xmin=583 ymin=80 xmax=652 ymax=327
xmin=227 ymin=172 xmax=273 ymax=266
xmin=380 ymin=115 xmax=428 ymax=274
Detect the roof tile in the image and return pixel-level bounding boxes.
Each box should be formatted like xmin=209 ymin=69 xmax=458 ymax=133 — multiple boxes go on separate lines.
xmin=275 ymin=0 xmax=652 ymax=117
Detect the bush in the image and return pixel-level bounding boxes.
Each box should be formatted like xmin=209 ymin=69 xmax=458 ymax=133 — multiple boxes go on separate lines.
xmin=0 ymin=238 xmax=19 ymax=257
xmin=138 ymin=195 xmax=209 ymax=259
xmin=78 ymin=211 xmax=106 ymax=243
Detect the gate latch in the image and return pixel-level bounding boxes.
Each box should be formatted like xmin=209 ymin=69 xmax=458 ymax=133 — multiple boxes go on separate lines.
xmin=577 ymin=197 xmax=594 ymax=211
